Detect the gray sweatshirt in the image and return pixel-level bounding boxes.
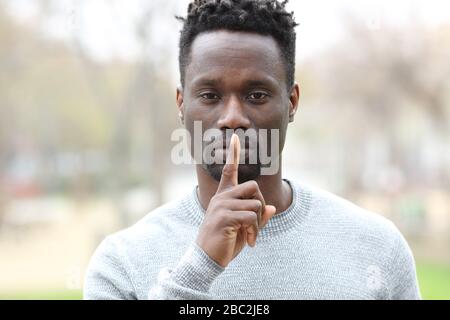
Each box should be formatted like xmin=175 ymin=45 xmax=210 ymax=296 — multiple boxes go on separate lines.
xmin=83 ymin=179 xmax=421 ymax=300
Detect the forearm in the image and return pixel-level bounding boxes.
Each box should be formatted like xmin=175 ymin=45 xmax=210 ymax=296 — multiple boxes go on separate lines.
xmin=148 ymin=243 xmax=224 ymax=300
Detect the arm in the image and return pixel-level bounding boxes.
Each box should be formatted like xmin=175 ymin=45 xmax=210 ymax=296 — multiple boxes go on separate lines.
xmin=147 ymin=243 xmax=224 ymax=300
xmin=150 ymin=134 xmax=275 ymax=299
xmin=83 ymin=236 xmax=223 ymax=300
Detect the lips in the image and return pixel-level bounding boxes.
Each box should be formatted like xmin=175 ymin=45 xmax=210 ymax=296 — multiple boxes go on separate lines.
xmin=209 ymin=139 xmax=255 ymax=150
xmin=214 ymin=147 xmax=256 ymax=161
xmin=203 ymin=134 xmax=258 ymax=164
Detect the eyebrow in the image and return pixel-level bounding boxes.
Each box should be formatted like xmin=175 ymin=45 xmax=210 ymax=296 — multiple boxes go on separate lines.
xmin=191 ymin=77 xmax=279 ymax=89
xmin=191 ymin=78 xmax=222 ymax=87
xmin=243 ymin=79 xmax=278 ymax=88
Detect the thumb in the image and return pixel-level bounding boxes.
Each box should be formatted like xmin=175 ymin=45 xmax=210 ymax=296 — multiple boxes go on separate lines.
xmin=260 ymin=205 xmax=276 ymax=228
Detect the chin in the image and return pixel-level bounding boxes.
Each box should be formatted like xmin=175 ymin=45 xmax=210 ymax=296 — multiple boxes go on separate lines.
xmin=204 ymin=163 xmax=261 ymax=184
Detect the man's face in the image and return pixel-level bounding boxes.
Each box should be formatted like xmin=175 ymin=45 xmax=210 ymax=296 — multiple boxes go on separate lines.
xmin=177 ymin=30 xmax=298 ymax=183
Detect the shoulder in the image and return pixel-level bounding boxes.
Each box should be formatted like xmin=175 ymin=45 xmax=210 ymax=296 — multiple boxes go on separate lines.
xmin=290 ymin=181 xmax=411 ymax=265
xmin=302 ymin=182 xmax=402 ymax=242
xmin=103 ymin=191 xmax=196 ymax=251
xmin=85 ymin=190 xmax=198 ymax=286
xmin=297 ymin=182 xmax=420 ymax=298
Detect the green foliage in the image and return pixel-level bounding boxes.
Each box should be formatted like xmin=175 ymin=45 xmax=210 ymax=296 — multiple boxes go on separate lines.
xmin=417 ymin=262 xmax=450 ymax=300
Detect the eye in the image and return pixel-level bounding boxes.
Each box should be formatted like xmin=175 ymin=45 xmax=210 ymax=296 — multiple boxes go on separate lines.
xmin=247 ymin=92 xmax=269 ymax=101
xmin=200 ymin=92 xmax=220 ymax=100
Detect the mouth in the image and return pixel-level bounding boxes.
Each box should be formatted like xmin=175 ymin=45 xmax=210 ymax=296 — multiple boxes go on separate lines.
xmin=212 ymin=147 xmax=257 ymax=165
xmin=211 ymin=137 xmax=256 ymax=150
xmin=201 ymin=133 xmax=260 ymax=164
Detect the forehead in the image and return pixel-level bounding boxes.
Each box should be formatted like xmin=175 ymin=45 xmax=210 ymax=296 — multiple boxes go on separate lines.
xmin=185 ymin=30 xmax=286 ymax=88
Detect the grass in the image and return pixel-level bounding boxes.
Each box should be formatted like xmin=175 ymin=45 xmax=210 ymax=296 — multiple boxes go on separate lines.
xmin=416 ymin=262 xmax=450 ymax=300
xmin=0 ymin=262 xmax=448 ymax=300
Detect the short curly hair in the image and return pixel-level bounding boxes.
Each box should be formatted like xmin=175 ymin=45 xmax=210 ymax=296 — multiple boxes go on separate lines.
xmin=176 ymin=0 xmax=299 ymax=89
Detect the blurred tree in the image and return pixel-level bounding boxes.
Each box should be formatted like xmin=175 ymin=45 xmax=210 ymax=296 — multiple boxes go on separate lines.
xmin=1 ymin=0 xmax=180 ymax=228
xmin=1 ymin=1 xmax=116 ymax=202
xmin=63 ymin=0 xmax=179 ymax=226
xmin=299 ymin=17 xmax=450 ymax=193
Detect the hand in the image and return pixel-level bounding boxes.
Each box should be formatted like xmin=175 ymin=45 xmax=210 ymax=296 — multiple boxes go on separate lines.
xmin=195 ymin=134 xmax=277 ymax=268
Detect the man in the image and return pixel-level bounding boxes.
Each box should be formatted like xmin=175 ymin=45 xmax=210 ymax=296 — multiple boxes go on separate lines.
xmin=84 ymin=0 xmax=421 ymax=299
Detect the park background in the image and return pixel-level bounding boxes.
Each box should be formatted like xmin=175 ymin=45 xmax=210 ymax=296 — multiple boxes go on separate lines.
xmin=0 ymin=0 xmax=449 ymax=299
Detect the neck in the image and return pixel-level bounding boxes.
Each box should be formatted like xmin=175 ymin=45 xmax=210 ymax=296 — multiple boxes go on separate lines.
xmin=196 ymin=160 xmax=292 ymax=214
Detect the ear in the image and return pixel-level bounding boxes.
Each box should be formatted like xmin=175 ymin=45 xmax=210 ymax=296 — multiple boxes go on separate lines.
xmin=176 ymin=85 xmax=184 ymax=124
xmin=288 ymin=82 xmax=300 ymax=123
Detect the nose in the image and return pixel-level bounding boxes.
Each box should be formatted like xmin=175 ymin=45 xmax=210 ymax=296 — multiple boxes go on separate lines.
xmin=216 ymin=95 xmax=251 ymax=131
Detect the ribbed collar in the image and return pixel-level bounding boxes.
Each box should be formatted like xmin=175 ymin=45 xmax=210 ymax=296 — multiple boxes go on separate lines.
xmin=179 ymin=179 xmax=312 ymax=240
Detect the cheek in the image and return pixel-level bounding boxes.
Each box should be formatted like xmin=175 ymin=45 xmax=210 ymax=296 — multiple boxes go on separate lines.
xmin=184 ymin=100 xmax=214 ymax=123
xmin=255 ymin=103 xmax=289 ymax=129
xmin=263 ymin=104 xmax=289 ymax=151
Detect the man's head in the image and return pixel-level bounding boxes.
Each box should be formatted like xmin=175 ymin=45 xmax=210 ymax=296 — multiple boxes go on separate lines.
xmin=177 ymin=0 xmax=298 ymax=89
xmin=176 ymin=0 xmax=300 ymax=183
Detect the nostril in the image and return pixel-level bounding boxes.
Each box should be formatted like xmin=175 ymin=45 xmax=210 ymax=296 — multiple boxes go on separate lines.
xmin=218 ymin=112 xmax=251 ymax=130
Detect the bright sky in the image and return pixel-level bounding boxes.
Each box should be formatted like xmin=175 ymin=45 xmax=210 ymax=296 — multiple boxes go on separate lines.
xmin=6 ymin=0 xmax=450 ymax=66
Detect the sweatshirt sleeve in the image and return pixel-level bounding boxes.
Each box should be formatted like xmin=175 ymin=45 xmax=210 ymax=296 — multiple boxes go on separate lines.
xmin=84 ymin=236 xmax=224 ymax=300
xmin=387 ymin=225 xmax=422 ymax=300
xmin=147 ymin=242 xmax=225 ymax=300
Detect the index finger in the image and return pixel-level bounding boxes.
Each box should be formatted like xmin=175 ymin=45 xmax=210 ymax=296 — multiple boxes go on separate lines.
xmin=217 ymin=133 xmax=240 ymax=192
